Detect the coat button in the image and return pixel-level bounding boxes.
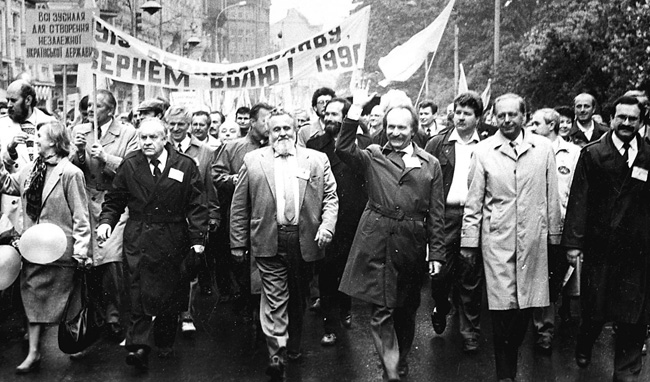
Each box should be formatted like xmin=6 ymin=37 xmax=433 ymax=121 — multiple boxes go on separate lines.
xmin=398 ymin=181 xmax=403 ymax=185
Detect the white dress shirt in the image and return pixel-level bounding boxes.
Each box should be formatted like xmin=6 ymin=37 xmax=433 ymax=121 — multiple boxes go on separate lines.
xmin=611 ymin=133 xmax=638 ymax=168
xmin=446 ymin=129 xmax=480 ymax=206
xmin=149 ymin=148 xmax=168 ymax=175
xmin=274 ymin=147 xmax=300 ymax=225
xmin=577 ymin=120 xmax=595 ymax=141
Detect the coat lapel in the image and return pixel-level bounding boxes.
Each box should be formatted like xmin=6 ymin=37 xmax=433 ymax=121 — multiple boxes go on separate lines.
xmin=101 ymin=119 xmax=119 ymax=147
xmin=41 ymin=159 xmax=65 ymax=205
xmin=132 ymin=150 xmax=157 ymax=192
xmin=493 ymin=131 xmax=518 ymax=161
xmin=260 ymin=147 xmax=277 ymax=202
xmin=296 ymin=148 xmax=310 ymax=210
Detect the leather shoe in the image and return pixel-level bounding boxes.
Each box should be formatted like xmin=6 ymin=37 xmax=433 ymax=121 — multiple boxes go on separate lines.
xmin=463 ymin=338 xmax=479 ymax=353
xmin=431 ymin=308 xmax=447 ymax=335
xmin=200 ymin=286 xmax=213 ymax=296
xmin=309 ymin=298 xmax=321 ymax=312
xmin=265 ymin=354 xmax=286 ymax=380
xmin=535 ymin=336 xmax=552 ymax=355
xmin=15 ymin=355 xmax=41 ymax=374
xmin=575 ymin=349 xmax=591 ymax=368
xmin=126 ymin=348 xmax=149 ymax=370
xmin=320 ymin=333 xmax=337 ymax=346
xmin=341 ymin=314 xmax=352 ymax=329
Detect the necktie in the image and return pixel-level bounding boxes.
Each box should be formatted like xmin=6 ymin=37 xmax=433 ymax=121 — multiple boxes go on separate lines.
xmin=282 ymin=157 xmax=296 ymax=222
xmin=622 ymin=142 xmax=630 ymax=167
xmin=177 ymin=142 xmax=183 ymax=153
xmin=151 ymin=159 xmax=161 ymax=179
xmin=510 ymin=141 xmax=518 ymax=157
xmin=97 ymin=124 xmax=102 ymax=140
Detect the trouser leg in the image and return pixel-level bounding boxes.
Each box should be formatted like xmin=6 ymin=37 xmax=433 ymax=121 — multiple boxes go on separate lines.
xmin=284 ymin=229 xmax=310 ymax=356
xmin=455 ymin=247 xmax=483 ymax=340
xmin=101 ymin=262 xmax=124 ymax=325
xmin=576 ymin=318 xmax=604 ymax=356
xmin=613 ymin=322 xmax=645 ymax=382
xmin=370 ymin=304 xmax=400 ymax=381
xmin=533 ymin=305 xmax=555 ymax=340
xmin=394 ymin=302 xmax=419 ymax=365
xmin=491 ymin=308 xmax=532 ymax=380
xmin=257 ymin=255 xmax=289 ymax=357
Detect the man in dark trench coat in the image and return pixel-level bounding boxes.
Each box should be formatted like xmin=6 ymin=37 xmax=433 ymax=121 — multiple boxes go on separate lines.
xmin=97 ymin=118 xmax=208 ymax=370
xmin=562 ymin=95 xmax=650 ymax=382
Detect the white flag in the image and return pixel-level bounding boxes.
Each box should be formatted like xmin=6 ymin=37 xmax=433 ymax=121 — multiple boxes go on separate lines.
xmin=458 ymin=63 xmax=468 ymax=94
xmin=481 ymin=79 xmax=492 ymax=111
xmin=378 ymin=0 xmax=456 ymax=87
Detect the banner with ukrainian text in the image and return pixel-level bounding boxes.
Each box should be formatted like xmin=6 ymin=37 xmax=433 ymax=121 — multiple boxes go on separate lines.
xmin=91 ymin=6 xmax=369 ymax=90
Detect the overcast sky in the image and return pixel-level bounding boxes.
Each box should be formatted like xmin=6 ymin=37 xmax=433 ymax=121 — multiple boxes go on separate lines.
xmin=269 ymin=0 xmax=358 ymax=26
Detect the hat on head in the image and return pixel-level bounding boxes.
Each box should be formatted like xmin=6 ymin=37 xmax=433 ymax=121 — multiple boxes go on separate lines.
xmin=137 ymin=99 xmax=165 ymax=115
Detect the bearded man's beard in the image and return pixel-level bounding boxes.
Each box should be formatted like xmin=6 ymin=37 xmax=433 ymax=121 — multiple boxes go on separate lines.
xmin=272 ymin=137 xmax=294 ymax=156
xmin=324 ymin=121 xmax=341 ymax=136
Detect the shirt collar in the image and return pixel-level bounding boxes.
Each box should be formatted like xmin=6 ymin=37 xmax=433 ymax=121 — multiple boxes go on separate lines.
xmin=273 ymin=145 xmax=297 ymax=158
xmin=577 ymin=120 xmax=594 ymax=133
xmin=176 ymin=135 xmax=192 ymax=152
xmin=100 ymin=118 xmax=112 ymax=135
xmin=151 ymin=147 xmax=168 ymax=167
xmin=448 ymin=128 xmax=480 ymax=144
xmin=400 ymin=142 xmax=414 ymax=156
xmin=611 ymin=132 xmax=637 ymax=152
xmin=511 ymin=130 xmax=524 ymax=146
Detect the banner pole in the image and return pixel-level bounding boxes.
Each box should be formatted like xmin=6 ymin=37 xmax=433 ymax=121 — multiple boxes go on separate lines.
xmin=62 ymin=65 xmax=67 ymax=125
xmin=92 ymin=73 xmax=99 ymax=141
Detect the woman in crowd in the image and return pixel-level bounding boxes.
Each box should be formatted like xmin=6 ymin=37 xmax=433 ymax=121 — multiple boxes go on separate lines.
xmin=0 ymin=121 xmax=91 ymax=373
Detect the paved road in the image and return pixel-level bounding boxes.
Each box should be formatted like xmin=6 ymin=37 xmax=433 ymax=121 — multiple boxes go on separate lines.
xmin=0 ymin=284 xmax=648 ymax=381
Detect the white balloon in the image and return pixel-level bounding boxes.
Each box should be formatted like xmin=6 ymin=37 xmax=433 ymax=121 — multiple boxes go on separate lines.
xmin=0 ymin=245 xmax=21 ymax=290
xmin=19 ymin=223 xmax=67 ymax=265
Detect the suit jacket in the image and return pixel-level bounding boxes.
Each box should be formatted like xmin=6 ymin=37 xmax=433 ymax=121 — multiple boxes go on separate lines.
xmin=71 ymin=119 xmax=139 ymax=265
xmin=100 ymin=144 xmax=208 ymax=314
xmin=178 ymin=136 xmax=220 ymax=223
xmin=0 ymin=157 xmax=91 ymax=267
xmin=568 ymin=120 xmax=608 ymax=147
xmin=562 ymin=132 xmax=650 ymax=323
xmin=336 ymin=117 xmax=445 ymax=307
xmin=425 ymin=127 xmax=485 ymax=201
xmin=229 ymin=146 xmax=338 ymax=262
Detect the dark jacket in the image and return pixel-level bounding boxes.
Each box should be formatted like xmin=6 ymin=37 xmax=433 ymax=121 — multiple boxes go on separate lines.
xmin=100 ymin=144 xmax=208 ymax=315
xmin=562 ymin=132 xmax=650 ymax=324
xmin=567 ymin=120 xmax=608 ymax=147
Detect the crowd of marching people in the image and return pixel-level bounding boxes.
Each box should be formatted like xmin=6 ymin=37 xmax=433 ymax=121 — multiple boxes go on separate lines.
xmin=0 ymin=75 xmax=649 ymax=382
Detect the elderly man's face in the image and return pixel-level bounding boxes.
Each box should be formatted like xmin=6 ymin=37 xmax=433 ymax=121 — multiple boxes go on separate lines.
xmin=269 ymin=114 xmax=296 ymax=156
xmin=386 ymin=108 xmax=415 ymax=151
xmin=191 ymin=115 xmax=210 ymax=141
xmin=6 ymin=83 xmax=31 ymax=123
xmin=495 ymin=98 xmax=524 ymax=140
xmin=574 ymin=94 xmax=595 ymax=123
xmin=88 ymin=93 xmax=114 ymax=126
xmin=138 ymin=121 xmax=167 ymax=159
xmin=167 ymin=115 xmax=190 ymax=143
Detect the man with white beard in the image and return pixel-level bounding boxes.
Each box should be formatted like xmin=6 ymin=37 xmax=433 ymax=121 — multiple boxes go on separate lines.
xmin=230 ymin=111 xmax=338 ymax=380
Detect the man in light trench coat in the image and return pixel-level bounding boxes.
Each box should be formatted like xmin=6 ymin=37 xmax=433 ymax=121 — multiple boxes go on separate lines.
xmin=461 ymin=93 xmax=562 ymax=382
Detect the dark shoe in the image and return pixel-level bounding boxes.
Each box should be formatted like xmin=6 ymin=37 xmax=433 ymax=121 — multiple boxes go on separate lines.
xmin=15 ymin=354 xmax=41 ymax=374
xmin=265 ymin=354 xmax=286 ymax=380
xmin=575 ymin=349 xmax=591 ymax=368
xmin=320 ymin=333 xmax=337 ymax=346
xmin=126 ymin=348 xmax=149 ymax=370
xmin=157 ymin=347 xmax=174 ymax=359
xmin=463 ymin=338 xmax=479 ymax=354
xmin=341 ymin=314 xmax=352 ymax=329
xmin=398 ymin=360 xmax=409 ymax=377
xmin=200 ymin=286 xmax=213 ymax=296
xmin=535 ymin=336 xmax=553 ymax=355
xmin=309 ymin=298 xmax=321 ymax=312
xmin=431 ymin=308 xmax=447 ymax=335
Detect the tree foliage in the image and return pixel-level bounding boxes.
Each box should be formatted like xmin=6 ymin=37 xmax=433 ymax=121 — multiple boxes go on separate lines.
xmin=359 ymin=0 xmax=650 ymax=111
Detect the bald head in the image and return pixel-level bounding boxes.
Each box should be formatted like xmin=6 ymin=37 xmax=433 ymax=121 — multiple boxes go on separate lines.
xmin=574 ymin=93 xmax=597 ymax=124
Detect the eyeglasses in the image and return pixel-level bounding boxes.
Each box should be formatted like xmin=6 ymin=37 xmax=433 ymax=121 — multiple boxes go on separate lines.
xmin=614 ymin=115 xmax=640 ymax=123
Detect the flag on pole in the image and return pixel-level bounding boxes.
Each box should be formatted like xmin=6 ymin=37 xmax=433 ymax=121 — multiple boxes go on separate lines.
xmin=378 ymin=0 xmax=456 ymax=87
xmin=458 ymin=63 xmax=468 ymax=94
xmin=481 ymin=79 xmax=492 ymax=111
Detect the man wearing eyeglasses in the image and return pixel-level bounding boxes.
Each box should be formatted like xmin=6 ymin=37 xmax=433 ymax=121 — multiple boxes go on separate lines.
xmin=563 ymin=95 xmax=650 ymax=381
xmin=297 ymin=87 xmax=336 ymax=147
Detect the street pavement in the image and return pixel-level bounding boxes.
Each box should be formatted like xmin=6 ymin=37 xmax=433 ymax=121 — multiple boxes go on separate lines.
xmin=0 ymin=283 xmax=649 ymax=382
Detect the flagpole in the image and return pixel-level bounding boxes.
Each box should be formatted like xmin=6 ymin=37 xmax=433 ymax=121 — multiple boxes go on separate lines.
xmin=92 ymin=74 xmax=99 ymax=141
xmin=454 ymin=24 xmax=459 ymax=96
xmin=424 ymin=54 xmax=429 ymax=99
xmin=415 ymin=53 xmax=436 ymax=107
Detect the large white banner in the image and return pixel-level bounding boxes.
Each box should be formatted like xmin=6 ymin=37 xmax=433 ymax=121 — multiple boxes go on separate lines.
xmin=90 ymin=6 xmax=370 ymax=90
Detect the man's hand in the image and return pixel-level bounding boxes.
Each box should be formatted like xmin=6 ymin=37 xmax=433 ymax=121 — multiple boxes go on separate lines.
xmin=231 ymin=248 xmax=246 ymax=263
xmin=429 ymin=260 xmax=443 ymax=276
xmin=460 ymin=247 xmax=479 ymax=268
xmin=315 ymin=229 xmax=333 ymax=249
xmin=73 ymin=132 xmax=87 ymax=150
xmin=230 ymin=174 xmax=239 ymax=185
xmin=74 ymin=256 xmax=93 ymax=270
xmin=90 ymin=143 xmax=107 ymax=162
xmin=8 ymin=132 xmax=29 ymax=151
xmin=208 ymin=219 xmax=220 ymax=233
xmin=96 ymin=224 xmax=112 ymax=241
xmin=566 ymin=248 xmax=583 ymax=266
xmin=351 ymin=79 xmax=375 ymax=107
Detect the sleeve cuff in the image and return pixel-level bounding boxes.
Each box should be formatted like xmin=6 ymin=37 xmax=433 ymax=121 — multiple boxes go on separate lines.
xmin=347 ymin=105 xmax=363 ymax=121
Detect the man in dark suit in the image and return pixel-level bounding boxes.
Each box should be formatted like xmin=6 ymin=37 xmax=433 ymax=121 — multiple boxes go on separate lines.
xmin=230 ymin=111 xmax=338 ymax=380
xmin=306 ymin=97 xmax=370 ymax=346
xmin=164 ymin=105 xmax=220 ymax=334
xmin=212 ymin=103 xmax=273 ymax=311
xmin=562 ymin=95 xmax=650 ymax=381
xmin=424 ymin=91 xmax=485 ymax=354
xmin=97 ymin=118 xmax=208 ymax=370
xmin=568 ymin=93 xmax=608 ymax=147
